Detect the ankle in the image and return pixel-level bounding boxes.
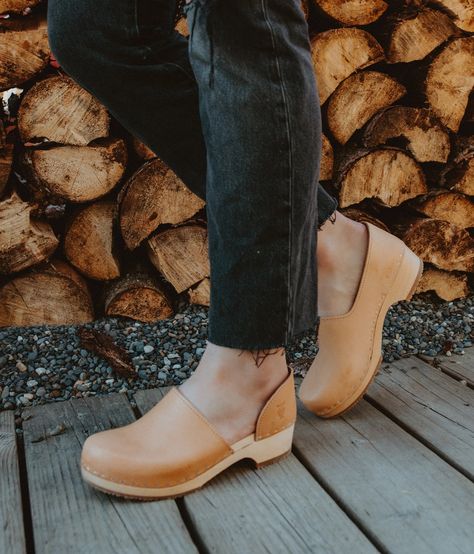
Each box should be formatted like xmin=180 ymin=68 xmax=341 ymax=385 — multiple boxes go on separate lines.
xmin=317 ymin=212 xmax=367 ymax=271
xmin=189 ymin=342 xmax=288 ymax=400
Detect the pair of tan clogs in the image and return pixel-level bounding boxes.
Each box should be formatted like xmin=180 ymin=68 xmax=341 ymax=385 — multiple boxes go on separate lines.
xmin=81 ymin=223 xmax=423 ymax=500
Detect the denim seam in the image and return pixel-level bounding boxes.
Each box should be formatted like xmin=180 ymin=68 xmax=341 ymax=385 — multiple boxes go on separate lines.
xmin=261 ymin=0 xmax=294 ymax=344
xmin=133 ymin=0 xmax=140 ymax=39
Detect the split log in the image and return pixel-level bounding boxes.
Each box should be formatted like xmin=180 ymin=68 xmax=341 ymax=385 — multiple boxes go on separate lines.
xmin=104 ymin=273 xmax=174 ymax=322
xmin=387 ymin=8 xmax=456 ymax=63
xmin=336 ymin=147 xmax=427 ymax=208
xmin=400 ymin=218 xmax=474 ymax=272
xmin=311 ymin=0 xmax=388 ymax=26
xmin=339 ymin=206 xmax=390 ymax=232
xmin=188 ymin=277 xmax=210 ymax=307
xmin=440 ymin=136 xmax=474 ymax=195
xmin=18 ymin=75 xmax=110 ymax=145
xmin=0 ymin=1 xmax=40 ymax=14
xmin=431 ymin=0 xmax=474 ymax=32
xmin=0 ymin=192 xmax=58 ymax=274
xmin=19 ymin=138 xmax=127 ymax=203
xmin=120 ymin=158 xmax=205 ymax=250
xmin=415 ymin=266 xmax=469 ymax=301
xmin=425 ymin=36 xmax=474 ymax=132
xmin=328 ymin=71 xmax=406 ymax=144
xmin=413 ymin=191 xmax=474 ymax=228
xmin=0 ymin=261 xmax=94 ymax=327
xmin=64 ymin=201 xmax=120 ymax=281
xmin=310 ymin=29 xmax=384 ymax=105
xmin=320 ymin=134 xmax=333 ymax=180
xmin=0 ymin=13 xmax=49 ymax=90
xmin=0 ymin=120 xmax=13 ymax=196
xmin=147 ymin=224 xmax=210 ymax=293
xmin=363 ymin=106 xmax=450 ymax=163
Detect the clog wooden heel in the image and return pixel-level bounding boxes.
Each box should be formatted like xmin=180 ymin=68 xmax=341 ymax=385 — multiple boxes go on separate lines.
xmin=299 ymin=222 xmax=423 ymax=418
xmin=81 ymin=369 xmax=296 ymax=500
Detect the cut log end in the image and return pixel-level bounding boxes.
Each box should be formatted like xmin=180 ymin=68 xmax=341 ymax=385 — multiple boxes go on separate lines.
xmin=64 ymin=201 xmax=120 ymax=281
xmin=120 ymin=158 xmax=205 ymax=250
xmin=104 ymin=274 xmax=174 ymax=323
xmin=328 ymin=71 xmax=406 ymax=144
xmin=415 ymin=267 xmax=469 ymax=301
xmin=147 ymin=224 xmax=210 ymax=293
xmin=0 ymin=264 xmax=94 ymax=327
xmin=338 ymin=148 xmax=427 ymax=208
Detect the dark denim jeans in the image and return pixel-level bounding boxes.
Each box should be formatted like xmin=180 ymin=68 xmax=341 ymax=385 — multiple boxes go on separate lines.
xmin=47 ymin=0 xmax=338 ymax=350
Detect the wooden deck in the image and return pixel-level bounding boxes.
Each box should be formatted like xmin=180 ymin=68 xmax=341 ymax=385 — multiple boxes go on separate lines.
xmin=1 ymin=351 xmax=473 ymax=554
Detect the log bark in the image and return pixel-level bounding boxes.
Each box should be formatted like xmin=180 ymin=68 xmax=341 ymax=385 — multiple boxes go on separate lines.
xmin=310 ymin=28 xmax=384 ymax=105
xmin=0 ymin=261 xmax=94 ymax=327
xmin=120 ymin=157 xmax=205 ymax=250
xmin=415 ymin=266 xmax=469 ymax=301
xmin=440 ymin=136 xmax=474 ymax=195
xmin=339 ymin=206 xmax=390 ymax=232
xmin=0 ymin=12 xmax=49 ymax=90
xmin=387 ymin=8 xmax=457 ymax=63
xmin=413 ymin=191 xmax=474 ymax=228
xmin=336 ymin=147 xmax=427 ymax=208
xmin=430 ymin=0 xmax=474 ymax=32
xmin=0 ymin=120 xmax=13 ymax=196
xmin=188 ymin=277 xmax=210 ymax=307
xmin=425 ymin=36 xmax=474 ymax=132
xmin=363 ymin=106 xmax=451 ymax=163
xmin=328 ymin=70 xmax=406 ymax=144
xmin=400 ymin=218 xmax=474 ymax=272
xmin=147 ymin=224 xmax=210 ymax=293
xmin=64 ymin=201 xmax=120 ymax=281
xmin=311 ymin=0 xmax=388 ymax=25
xmin=104 ymin=273 xmax=174 ymax=322
xmin=0 ymin=192 xmax=58 ymax=274
xmin=18 ymin=75 xmax=110 ymax=145
xmin=19 ymin=138 xmax=127 ymax=203
xmin=320 ymin=134 xmax=334 ymax=181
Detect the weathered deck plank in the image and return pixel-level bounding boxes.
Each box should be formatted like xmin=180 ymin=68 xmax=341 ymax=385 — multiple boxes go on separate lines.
xmin=428 ymin=350 xmax=474 ymax=388
xmin=134 ymin=388 xmax=377 ymax=554
xmin=366 ymin=357 xmax=474 ymax=479
xmin=0 ymin=410 xmax=26 ymax=554
xmin=22 ymin=394 xmax=197 ymax=554
xmin=293 ymin=399 xmax=474 ymax=554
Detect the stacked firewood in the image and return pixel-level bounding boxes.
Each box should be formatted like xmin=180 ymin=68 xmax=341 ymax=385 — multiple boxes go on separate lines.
xmin=0 ymin=0 xmax=472 ymax=327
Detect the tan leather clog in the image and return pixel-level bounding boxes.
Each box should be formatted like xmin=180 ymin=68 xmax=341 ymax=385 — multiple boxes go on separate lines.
xmin=299 ymin=222 xmax=423 ymax=418
xmin=81 ymin=370 xmax=296 ymax=499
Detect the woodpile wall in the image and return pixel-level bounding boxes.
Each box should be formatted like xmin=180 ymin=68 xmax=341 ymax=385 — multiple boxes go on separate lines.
xmin=0 ymin=0 xmax=473 ymax=327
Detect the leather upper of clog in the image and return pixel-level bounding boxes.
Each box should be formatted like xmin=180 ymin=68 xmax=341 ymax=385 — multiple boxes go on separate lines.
xmin=299 ymin=222 xmax=409 ymax=415
xmin=81 ymin=370 xmax=296 ymax=488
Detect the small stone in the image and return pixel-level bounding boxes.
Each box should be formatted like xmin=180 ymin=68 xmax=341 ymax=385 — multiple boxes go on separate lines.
xmin=35 ymin=367 xmax=47 ymax=375
xmin=144 ymin=345 xmax=154 ymax=354
xmin=16 ymin=361 xmax=27 ymax=372
xmin=27 ymin=379 xmax=38 ymax=388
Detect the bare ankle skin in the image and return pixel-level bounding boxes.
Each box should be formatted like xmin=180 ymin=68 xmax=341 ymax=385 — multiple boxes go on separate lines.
xmin=179 ymin=341 xmax=289 ymax=444
xmin=317 ymin=211 xmax=368 ymax=317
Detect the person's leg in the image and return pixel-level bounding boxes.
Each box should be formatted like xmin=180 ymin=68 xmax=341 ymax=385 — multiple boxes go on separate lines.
xmin=46 ymin=0 xmax=337 ymax=225
xmin=183 ymin=0 xmax=323 ymax=350
xmin=48 ymin=0 xmax=336 ymax=441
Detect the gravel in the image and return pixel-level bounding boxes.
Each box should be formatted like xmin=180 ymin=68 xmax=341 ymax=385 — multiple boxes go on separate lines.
xmin=0 ymin=293 xmax=472 ymax=415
